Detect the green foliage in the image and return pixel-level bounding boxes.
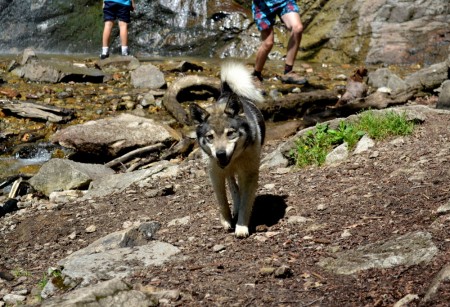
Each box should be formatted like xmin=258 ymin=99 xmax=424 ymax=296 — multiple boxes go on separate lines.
xmin=291 ymin=110 xmax=415 ymax=168
xmin=12 ymin=268 xmax=31 ymax=277
xmin=357 ymin=110 xmax=415 ymax=139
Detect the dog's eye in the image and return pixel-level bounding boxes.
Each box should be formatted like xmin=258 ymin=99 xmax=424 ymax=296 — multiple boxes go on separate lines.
xmin=205 ymin=133 xmax=214 ymax=143
xmin=226 ymin=129 xmax=238 ymax=140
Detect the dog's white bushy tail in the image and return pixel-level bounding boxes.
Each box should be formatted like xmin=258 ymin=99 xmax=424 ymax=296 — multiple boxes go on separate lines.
xmin=221 ymin=61 xmax=264 ymax=104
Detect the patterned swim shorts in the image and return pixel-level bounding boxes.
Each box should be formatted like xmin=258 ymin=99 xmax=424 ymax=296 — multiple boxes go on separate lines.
xmin=252 ymin=0 xmax=300 ymax=31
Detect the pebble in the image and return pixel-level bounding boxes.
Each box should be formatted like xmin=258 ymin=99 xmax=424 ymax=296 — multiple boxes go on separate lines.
xmin=212 ymin=244 xmax=226 ymax=252
xmin=274 ymin=265 xmax=293 ymax=278
xmin=341 ymin=229 xmax=352 ymax=238
xmin=85 ymin=225 xmax=97 ymax=233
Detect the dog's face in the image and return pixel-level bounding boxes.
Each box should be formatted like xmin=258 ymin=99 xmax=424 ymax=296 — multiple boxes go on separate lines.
xmin=190 ymin=97 xmax=250 ymax=168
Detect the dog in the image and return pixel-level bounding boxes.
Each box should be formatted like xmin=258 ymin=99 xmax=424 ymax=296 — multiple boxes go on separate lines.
xmin=189 ymin=61 xmax=265 ymax=237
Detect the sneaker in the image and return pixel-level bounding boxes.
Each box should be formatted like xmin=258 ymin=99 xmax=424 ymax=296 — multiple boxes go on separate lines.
xmin=280 ymin=71 xmax=307 ymax=85
xmin=121 ymin=50 xmax=130 ymax=56
xmin=99 ymin=53 xmax=109 ymax=60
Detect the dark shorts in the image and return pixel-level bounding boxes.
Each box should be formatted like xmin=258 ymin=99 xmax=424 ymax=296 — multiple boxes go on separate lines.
xmin=252 ymin=0 xmax=300 ymax=31
xmin=103 ymin=1 xmax=131 ymax=23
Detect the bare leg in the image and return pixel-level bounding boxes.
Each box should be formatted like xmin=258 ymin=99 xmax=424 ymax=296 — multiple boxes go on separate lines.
xmin=254 ymin=28 xmax=275 ymax=73
xmin=102 ymin=21 xmax=114 ymax=48
xmin=281 ymin=12 xmax=304 ymax=67
xmin=118 ymin=20 xmax=129 ymax=47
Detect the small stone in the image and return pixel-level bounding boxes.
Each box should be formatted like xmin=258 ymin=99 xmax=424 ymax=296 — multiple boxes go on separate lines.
xmin=3 ymin=293 xmax=26 ymax=305
xmin=341 ymin=229 xmax=352 ymax=238
xmin=255 ymin=225 xmax=268 ymax=232
xmin=212 ymin=244 xmax=226 ymax=252
xmin=85 ymin=225 xmax=97 ymax=233
xmin=274 ymin=265 xmax=293 ymax=278
xmin=317 ymin=204 xmax=327 ymax=211
xmin=68 ymin=231 xmax=77 ymax=240
xmin=260 ymin=267 xmax=276 ymax=276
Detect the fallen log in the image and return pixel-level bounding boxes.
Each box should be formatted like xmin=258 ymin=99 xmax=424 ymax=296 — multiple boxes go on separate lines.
xmin=0 ymin=99 xmax=74 ymax=123
xmin=260 ymin=90 xmax=340 ymax=121
xmin=163 ymin=75 xmax=220 ymax=125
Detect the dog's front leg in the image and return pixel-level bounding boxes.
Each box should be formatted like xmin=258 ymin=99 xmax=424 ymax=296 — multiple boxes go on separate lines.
xmin=209 ymin=168 xmax=232 ymax=230
xmin=235 ymin=172 xmax=259 ymax=237
xmin=227 ymin=176 xmax=240 ymax=219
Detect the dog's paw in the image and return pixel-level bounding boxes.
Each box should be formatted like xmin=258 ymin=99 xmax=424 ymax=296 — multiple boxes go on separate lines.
xmin=235 ymin=225 xmax=249 ymax=238
xmin=220 ymin=217 xmax=233 ymax=230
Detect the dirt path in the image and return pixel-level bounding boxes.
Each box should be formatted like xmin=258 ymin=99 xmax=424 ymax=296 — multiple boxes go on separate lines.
xmin=1 ymin=105 xmax=450 ymax=306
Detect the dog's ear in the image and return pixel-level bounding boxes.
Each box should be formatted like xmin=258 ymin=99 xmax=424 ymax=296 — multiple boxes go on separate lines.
xmin=189 ymin=103 xmax=210 ymax=124
xmin=224 ymin=96 xmax=243 ymax=118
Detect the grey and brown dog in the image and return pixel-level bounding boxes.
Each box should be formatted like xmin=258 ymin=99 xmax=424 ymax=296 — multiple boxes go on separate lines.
xmin=190 ymin=62 xmax=265 ymax=237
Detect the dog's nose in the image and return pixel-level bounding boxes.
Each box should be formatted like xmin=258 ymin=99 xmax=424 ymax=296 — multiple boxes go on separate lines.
xmin=216 ymin=150 xmax=227 ymax=161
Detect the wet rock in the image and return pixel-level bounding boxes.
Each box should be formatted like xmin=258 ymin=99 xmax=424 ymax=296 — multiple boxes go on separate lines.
xmin=29 ymin=159 xmax=114 ymax=197
xmin=318 ymin=231 xmax=438 ymax=275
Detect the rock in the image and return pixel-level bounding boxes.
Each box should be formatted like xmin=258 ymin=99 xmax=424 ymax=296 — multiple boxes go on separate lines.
xmin=50 ymin=114 xmax=179 ymax=160
xmin=42 ymin=278 xmax=158 ymax=307
xmin=168 ymin=216 xmax=191 ymax=227
xmin=274 ymin=265 xmax=293 ymax=278
xmin=12 ymin=59 xmax=108 ymax=83
xmin=325 ymin=142 xmax=349 ymax=165
xmin=96 ymin=56 xmax=140 ymax=72
xmin=49 ymin=190 xmax=86 ymax=203
xmin=2 ymin=293 xmax=26 ymax=305
xmin=82 ymin=160 xmax=179 ymax=199
xmin=29 ymin=159 xmax=115 ymax=197
xmin=353 ymin=135 xmax=375 ymax=154
xmin=367 ymin=68 xmax=407 ymax=93
xmin=317 ymin=231 xmax=438 ymax=275
xmin=131 ymin=64 xmax=166 ymax=89
xmin=57 ymin=222 xmax=179 ymax=287
xmin=404 ymin=61 xmax=449 ymax=92
xmin=436 ymin=80 xmax=450 ymax=110
xmin=423 ymin=263 xmax=450 ymax=302
xmin=393 ymin=294 xmax=419 ymax=307
xmin=436 ymin=200 xmax=450 ymax=215
xmin=212 ymin=244 xmax=226 ymax=252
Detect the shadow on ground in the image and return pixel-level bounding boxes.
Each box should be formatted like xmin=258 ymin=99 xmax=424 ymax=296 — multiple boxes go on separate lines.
xmin=250 ymin=194 xmax=288 ymax=231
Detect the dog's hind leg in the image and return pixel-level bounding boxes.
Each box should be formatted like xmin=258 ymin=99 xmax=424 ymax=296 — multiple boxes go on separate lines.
xmin=210 ymin=169 xmax=233 ymax=230
xmin=235 ymin=172 xmax=259 ymax=237
xmin=227 ymin=176 xmax=240 ymax=219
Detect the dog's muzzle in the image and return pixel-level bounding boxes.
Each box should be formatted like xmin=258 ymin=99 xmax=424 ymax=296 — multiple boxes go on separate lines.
xmin=215 ymin=150 xmax=230 ymax=168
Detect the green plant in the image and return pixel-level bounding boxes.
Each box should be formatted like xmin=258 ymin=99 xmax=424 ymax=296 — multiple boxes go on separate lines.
xmin=12 ymin=268 xmax=31 ymax=277
xmin=356 ymin=110 xmax=414 ymax=139
xmin=291 ymin=110 xmax=416 ymax=168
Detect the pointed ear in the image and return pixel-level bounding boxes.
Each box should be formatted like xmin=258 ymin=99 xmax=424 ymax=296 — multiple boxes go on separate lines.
xmin=189 ymin=103 xmax=210 ymax=124
xmin=224 ymin=97 xmax=243 ymax=118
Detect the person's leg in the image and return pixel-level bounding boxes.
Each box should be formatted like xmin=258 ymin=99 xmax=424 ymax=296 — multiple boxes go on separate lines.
xmin=281 ymin=11 xmax=303 ymax=71
xmin=102 ymin=21 xmax=114 ymax=48
xmin=254 ymin=28 xmax=275 ymax=74
xmin=118 ymin=20 xmax=128 ymax=47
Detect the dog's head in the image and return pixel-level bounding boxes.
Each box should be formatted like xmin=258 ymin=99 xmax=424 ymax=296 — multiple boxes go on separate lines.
xmin=190 ymin=97 xmax=250 ymax=169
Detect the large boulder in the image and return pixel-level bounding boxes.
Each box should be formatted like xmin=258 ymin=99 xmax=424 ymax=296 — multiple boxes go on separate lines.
xmin=50 ymin=114 xmax=180 ymax=160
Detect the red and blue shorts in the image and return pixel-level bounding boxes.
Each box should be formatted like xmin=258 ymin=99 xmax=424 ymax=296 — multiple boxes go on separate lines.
xmin=252 ymin=0 xmax=300 ymax=31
